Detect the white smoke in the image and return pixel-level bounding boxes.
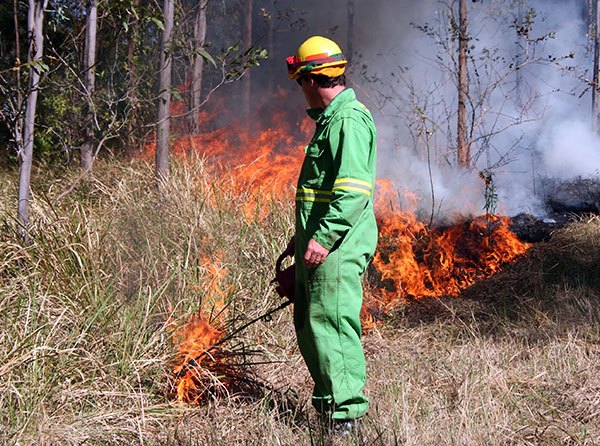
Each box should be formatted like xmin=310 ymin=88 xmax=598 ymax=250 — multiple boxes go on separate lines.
xmin=270 ymin=0 xmax=597 ymax=219
xmin=376 ymin=144 xmax=486 ymax=221
xmin=348 ymin=0 xmax=597 ymax=219
xmin=541 ymin=120 xmax=600 ymax=179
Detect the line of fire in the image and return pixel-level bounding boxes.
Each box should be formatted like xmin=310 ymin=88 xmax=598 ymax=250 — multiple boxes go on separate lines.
xmin=148 ymin=91 xmax=540 ymax=405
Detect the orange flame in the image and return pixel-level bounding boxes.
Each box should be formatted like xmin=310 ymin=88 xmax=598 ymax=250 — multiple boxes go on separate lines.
xmin=158 ymin=92 xmax=530 ymax=332
xmin=372 ymin=213 xmax=529 ymax=308
xmin=198 ymin=254 xmax=234 ymax=317
xmin=172 ymin=313 xmax=224 ymax=403
xmin=143 ymin=90 xmax=309 ymax=221
xmin=172 ymin=254 xmax=238 ymax=404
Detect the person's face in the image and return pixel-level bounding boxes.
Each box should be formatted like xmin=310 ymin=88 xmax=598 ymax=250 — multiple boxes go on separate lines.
xmin=297 ymin=76 xmax=320 ymax=108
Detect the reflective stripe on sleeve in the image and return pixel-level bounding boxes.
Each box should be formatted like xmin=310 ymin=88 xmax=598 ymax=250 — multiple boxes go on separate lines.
xmin=332 ymin=178 xmax=373 ymax=196
xmin=296 ymin=188 xmax=332 ymax=203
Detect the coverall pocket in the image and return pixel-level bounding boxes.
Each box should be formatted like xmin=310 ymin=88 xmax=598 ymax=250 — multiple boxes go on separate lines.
xmin=305 ymin=141 xmax=324 ymax=159
xmin=303 ymin=142 xmax=327 ymax=185
xmin=307 ymin=248 xmax=340 ymax=283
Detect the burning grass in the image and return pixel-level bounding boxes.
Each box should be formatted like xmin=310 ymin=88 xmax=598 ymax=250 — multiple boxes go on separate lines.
xmin=140 ymin=109 xmax=531 ymax=323
xmin=0 ymin=159 xmax=598 ymax=445
xmin=370 ymin=214 xmax=530 ymax=305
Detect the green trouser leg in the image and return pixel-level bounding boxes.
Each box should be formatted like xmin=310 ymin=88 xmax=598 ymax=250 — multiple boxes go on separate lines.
xmin=294 ymin=244 xmax=370 ymax=421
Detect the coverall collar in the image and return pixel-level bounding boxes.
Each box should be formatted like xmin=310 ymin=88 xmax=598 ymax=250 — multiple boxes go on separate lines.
xmin=306 ymin=88 xmax=356 ymax=126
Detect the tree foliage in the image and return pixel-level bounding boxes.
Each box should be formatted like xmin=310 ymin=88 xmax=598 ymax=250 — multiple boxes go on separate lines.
xmin=0 ymin=0 xmax=268 ymax=168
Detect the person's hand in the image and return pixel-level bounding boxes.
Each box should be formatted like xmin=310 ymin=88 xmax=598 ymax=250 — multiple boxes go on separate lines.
xmin=303 ymin=238 xmax=329 ymax=268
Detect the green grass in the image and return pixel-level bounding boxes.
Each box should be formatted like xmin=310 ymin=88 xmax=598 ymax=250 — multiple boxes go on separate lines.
xmin=0 ymin=158 xmax=598 ymax=445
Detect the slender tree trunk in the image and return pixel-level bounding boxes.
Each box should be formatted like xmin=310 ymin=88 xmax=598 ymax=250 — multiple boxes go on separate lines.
xmin=18 ymin=0 xmax=48 ymax=235
xmin=80 ymin=0 xmax=97 ymax=170
xmin=12 ymin=0 xmax=23 ymax=158
xmin=156 ymin=0 xmax=174 ymax=181
xmin=589 ymin=0 xmax=595 ymax=38
xmin=347 ymin=0 xmax=354 ymax=64
xmin=268 ymin=11 xmax=274 ymax=93
xmin=126 ymin=0 xmax=141 ymax=155
xmin=592 ymin=0 xmax=599 ymax=134
xmin=190 ymin=0 xmax=208 ymax=135
xmin=457 ymin=0 xmax=470 ymax=168
xmin=515 ymin=0 xmax=524 ymax=109
xmin=12 ymin=0 xmax=21 ymax=71
xmin=242 ymin=0 xmax=252 ymax=121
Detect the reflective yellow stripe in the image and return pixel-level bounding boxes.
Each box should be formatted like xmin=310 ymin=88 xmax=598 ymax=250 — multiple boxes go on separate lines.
xmin=332 ymin=185 xmax=372 ymax=196
xmin=334 ymin=178 xmax=372 ymax=188
xmin=296 ymin=188 xmax=332 ymax=196
xmin=332 ymin=178 xmax=373 ymax=196
xmin=296 ymin=188 xmax=332 ymax=203
xmin=296 ymin=180 xmax=373 ymax=201
xmin=295 ymin=196 xmax=332 ymax=203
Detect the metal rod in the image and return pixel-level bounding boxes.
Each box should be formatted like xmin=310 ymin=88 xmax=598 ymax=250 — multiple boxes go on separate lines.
xmin=176 ymin=300 xmax=292 ymax=377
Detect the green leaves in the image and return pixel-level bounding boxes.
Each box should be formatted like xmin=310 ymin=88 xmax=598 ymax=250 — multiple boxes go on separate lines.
xmin=196 ymin=47 xmax=216 ymax=68
xmin=150 ymin=17 xmax=164 ymax=31
xmin=222 ymin=44 xmax=269 ymax=81
xmin=20 ymin=59 xmax=50 ymax=73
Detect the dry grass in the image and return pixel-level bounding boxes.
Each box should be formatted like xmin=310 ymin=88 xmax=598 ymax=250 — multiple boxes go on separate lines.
xmin=0 ymin=159 xmax=598 ymax=446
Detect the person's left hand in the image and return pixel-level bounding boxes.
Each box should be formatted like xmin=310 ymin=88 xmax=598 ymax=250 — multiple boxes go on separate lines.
xmin=304 ymin=238 xmax=329 ymax=268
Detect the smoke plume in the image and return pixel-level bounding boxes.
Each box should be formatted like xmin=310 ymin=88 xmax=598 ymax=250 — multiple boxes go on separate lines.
xmin=262 ymin=0 xmax=598 ymax=219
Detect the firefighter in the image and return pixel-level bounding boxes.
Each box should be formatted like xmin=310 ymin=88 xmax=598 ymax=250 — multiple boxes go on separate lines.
xmin=283 ymin=35 xmax=378 ymax=433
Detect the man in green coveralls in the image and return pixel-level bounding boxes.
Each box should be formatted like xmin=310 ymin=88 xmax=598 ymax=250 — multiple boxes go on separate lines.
xmin=283 ymin=35 xmax=378 ymax=432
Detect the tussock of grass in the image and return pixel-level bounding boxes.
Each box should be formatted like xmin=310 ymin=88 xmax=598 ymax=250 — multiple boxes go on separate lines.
xmin=1 ymin=159 xmax=598 ymax=446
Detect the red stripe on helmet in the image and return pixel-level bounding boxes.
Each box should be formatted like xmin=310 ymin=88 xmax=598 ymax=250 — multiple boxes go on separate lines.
xmin=287 ymin=53 xmax=345 ymax=74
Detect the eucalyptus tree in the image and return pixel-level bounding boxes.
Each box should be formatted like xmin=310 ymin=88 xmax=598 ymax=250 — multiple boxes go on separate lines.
xmin=593 ymin=0 xmax=599 ymax=133
xmin=457 ymin=0 xmax=470 ymax=168
xmin=18 ymin=0 xmax=49 ymax=235
xmin=190 ymin=0 xmax=208 ymax=135
xmin=347 ymin=0 xmax=354 ymax=63
xmin=80 ymin=0 xmax=97 ymax=171
xmin=156 ymin=0 xmax=175 ymax=181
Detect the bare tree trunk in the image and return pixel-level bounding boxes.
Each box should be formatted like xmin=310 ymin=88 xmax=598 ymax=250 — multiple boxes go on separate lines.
xmin=515 ymin=0 xmax=524 ymax=108
xmin=347 ymin=0 xmax=354 ymax=64
xmin=156 ymin=0 xmax=175 ymax=181
xmin=589 ymin=0 xmax=595 ymax=38
xmin=457 ymin=0 xmax=470 ymax=168
xmin=12 ymin=0 xmax=23 ymax=158
xmin=242 ymin=0 xmax=252 ymax=121
xmin=266 ymin=8 xmax=274 ymax=93
xmin=126 ymin=0 xmax=141 ymax=155
xmin=190 ymin=0 xmax=208 ymax=135
xmin=593 ymin=0 xmax=600 ymax=134
xmin=18 ymin=0 xmax=48 ymax=236
xmin=80 ymin=0 xmax=97 ymax=171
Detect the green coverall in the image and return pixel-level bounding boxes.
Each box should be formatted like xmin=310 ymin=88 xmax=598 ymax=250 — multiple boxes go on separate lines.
xmin=294 ymin=88 xmax=378 ymax=421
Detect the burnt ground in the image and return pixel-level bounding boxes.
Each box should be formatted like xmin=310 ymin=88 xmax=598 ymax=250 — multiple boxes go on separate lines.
xmin=385 ymin=213 xmax=600 ymax=341
xmin=542 ymin=177 xmax=600 ymax=213
xmin=510 ymin=176 xmax=600 ymax=242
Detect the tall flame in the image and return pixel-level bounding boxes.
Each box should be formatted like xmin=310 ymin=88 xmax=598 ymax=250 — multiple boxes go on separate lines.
xmin=171 ymin=254 xmax=237 ymax=403
xmin=172 ymin=313 xmax=223 ymax=403
xmin=159 ymin=91 xmax=531 ymax=339
xmin=144 ymin=90 xmax=309 ymax=220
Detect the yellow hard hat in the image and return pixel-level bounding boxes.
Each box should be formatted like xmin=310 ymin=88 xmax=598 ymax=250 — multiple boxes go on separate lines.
xmin=286 ymin=36 xmax=348 ymax=80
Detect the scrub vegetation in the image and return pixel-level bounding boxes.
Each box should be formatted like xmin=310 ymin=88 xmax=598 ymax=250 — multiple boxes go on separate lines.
xmin=0 ymin=159 xmax=599 ymax=446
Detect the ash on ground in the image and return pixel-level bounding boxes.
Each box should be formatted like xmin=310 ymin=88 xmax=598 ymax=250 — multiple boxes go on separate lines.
xmin=541 ymin=177 xmax=600 ymax=213
xmin=510 ymin=176 xmax=600 ymax=243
